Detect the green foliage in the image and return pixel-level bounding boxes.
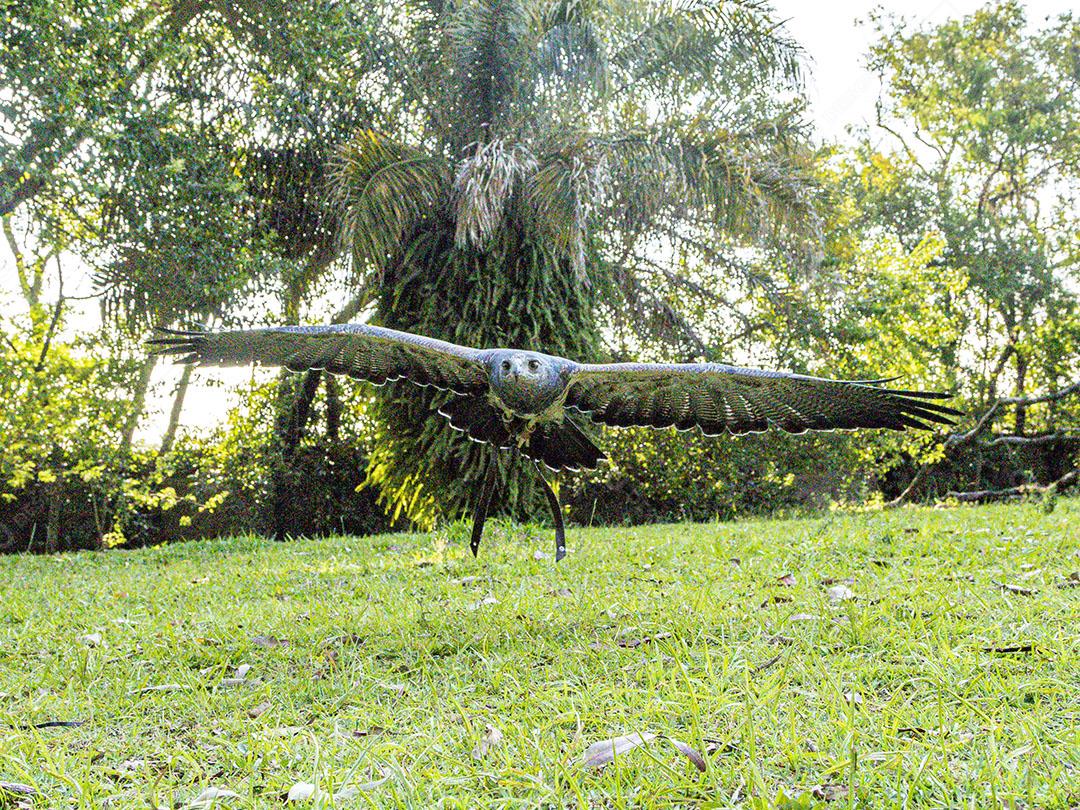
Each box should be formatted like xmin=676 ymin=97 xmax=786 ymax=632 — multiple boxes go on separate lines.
xmin=0 ymin=305 xmax=168 ymax=549
xmin=569 ymin=426 xmax=868 ymax=525
xmin=330 ymin=0 xmax=819 ymax=524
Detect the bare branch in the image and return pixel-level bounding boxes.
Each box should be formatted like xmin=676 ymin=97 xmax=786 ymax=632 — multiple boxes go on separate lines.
xmin=947 ymin=469 xmax=1079 ymax=503
xmin=887 ymin=379 xmax=1080 ymax=507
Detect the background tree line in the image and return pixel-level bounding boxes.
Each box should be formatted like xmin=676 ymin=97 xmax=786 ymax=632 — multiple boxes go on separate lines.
xmin=0 ymin=0 xmax=1077 ymax=552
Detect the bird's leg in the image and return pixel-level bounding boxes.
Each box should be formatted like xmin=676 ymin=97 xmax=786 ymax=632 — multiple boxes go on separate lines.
xmin=470 ymin=460 xmax=498 ymax=558
xmin=533 ymin=463 xmax=566 ymax=562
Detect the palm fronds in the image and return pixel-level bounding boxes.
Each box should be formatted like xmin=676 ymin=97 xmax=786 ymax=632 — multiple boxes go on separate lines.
xmin=329 ymin=130 xmax=448 ymax=277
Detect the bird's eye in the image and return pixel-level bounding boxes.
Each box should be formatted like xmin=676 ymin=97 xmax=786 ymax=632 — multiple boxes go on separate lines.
xmin=501 ymin=360 xmax=511 ymax=371
xmin=528 ymin=359 xmax=540 ymax=371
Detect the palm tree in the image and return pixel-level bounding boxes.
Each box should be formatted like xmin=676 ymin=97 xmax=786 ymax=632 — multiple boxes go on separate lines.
xmin=328 ymin=0 xmax=820 ymax=524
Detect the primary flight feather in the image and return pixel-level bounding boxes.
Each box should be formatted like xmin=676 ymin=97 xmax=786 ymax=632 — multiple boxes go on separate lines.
xmin=151 ymin=323 xmax=960 ymax=559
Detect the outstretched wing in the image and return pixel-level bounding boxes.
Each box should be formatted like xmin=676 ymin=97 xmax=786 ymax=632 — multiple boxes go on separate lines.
xmin=564 ymin=362 xmax=961 ymax=435
xmin=150 ymin=324 xmax=490 ymax=394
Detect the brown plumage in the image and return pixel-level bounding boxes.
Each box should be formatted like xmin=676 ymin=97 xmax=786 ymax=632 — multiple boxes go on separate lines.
xmin=151 ymin=324 xmax=961 ymax=559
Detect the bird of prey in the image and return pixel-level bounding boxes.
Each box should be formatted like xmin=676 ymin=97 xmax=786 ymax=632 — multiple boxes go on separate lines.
xmin=151 ymin=324 xmax=960 ymax=560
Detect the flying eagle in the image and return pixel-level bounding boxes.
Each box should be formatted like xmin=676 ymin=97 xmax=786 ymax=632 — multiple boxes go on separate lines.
xmin=151 ymin=324 xmax=960 ymax=560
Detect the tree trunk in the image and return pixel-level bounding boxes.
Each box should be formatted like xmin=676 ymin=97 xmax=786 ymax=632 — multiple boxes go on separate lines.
xmin=45 ymin=485 xmax=61 ymax=553
xmin=159 ymin=362 xmax=193 ymax=454
xmin=1014 ymin=352 xmax=1028 ymax=435
xmin=120 ymin=354 xmax=156 ymax=455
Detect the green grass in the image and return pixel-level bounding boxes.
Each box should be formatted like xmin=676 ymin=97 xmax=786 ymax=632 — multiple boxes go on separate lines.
xmin=1 ymin=501 xmax=1078 ymax=809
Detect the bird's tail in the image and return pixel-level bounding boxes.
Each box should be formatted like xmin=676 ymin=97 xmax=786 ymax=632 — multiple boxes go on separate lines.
xmin=525 ymin=418 xmax=606 ymax=472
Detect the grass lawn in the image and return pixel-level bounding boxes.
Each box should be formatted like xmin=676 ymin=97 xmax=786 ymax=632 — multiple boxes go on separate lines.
xmin=1 ymin=500 xmax=1078 ymax=809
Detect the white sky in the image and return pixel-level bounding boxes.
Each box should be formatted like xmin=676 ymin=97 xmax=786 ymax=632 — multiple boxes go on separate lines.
xmin=1 ymin=1 xmax=1074 ymax=443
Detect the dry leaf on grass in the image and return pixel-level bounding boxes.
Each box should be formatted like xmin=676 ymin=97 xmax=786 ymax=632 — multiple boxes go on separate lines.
xmin=843 ymin=690 xmax=864 ymax=707
xmin=777 ymin=574 xmax=797 ymax=587
xmin=0 ymin=782 xmax=37 ymax=797
xmin=286 ymin=769 xmax=389 ymax=802
xmin=581 ymin=732 xmax=657 ymax=768
xmin=252 ymin=635 xmax=288 ymax=648
xmin=219 ymin=664 xmax=252 ymax=688
xmin=983 ymin=643 xmax=1036 ymax=654
xmin=810 ymin=783 xmax=849 ymax=802
xmin=616 ymin=632 xmax=672 ymax=648
xmin=471 ymin=724 xmax=504 ymax=759
xmin=247 ymin=701 xmax=271 ymax=719
xmin=128 ymin=683 xmax=191 ymax=695
xmin=993 ymin=580 xmax=1036 ymax=595
xmin=760 ymin=594 xmax=793 ymax=607
xmin=666 ymin=737 xmax=707 ymax=772
xmin=827 ymin=585 xmax=856 ymax=603
xmin=78 ymin=632 xmax=102 ymax=647
xmin=752 ymin=653 xmax=783 ymax=674
xmin=468 ymin=596 xmax=499 ymax=610
xmin=183 ymin=786 xmax=240 ymax=808
xmin=580 ymin=732 xmax=706 ymax=772
xmin=352 ymin=726 xmax=387 ymax=737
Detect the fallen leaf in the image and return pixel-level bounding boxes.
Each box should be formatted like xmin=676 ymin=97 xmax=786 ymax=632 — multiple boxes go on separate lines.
xmin=777 ymin=574 xmax=797 ymax=587
xmin=810 ymin=783 xmax=849 ymax=802
xmin=760 ymin=594 xmax=793 ymax=607
xmin=752 ymin=653 xmax=783 ymax=674
xmin=247 ymin=701 xmax=271 ymax=719
xmin=983 ymin=643 xmax=1036 ymax=654
xmin=843 ymin=690 xmax=863 ymax=707
xmin=703 ymin=738 xmax=737 ymax=755
xmin=993 ymin=581 xmax=1036 ymax=596
xmin=897 ymin=726 xmax=928 ymax=738
xmin=581 ymin=732 xmax=656 ymax=768
xmin=267 ymin=726 xmax=305 ymax=737
xmin=616 ymin=632 xmax=672 ymax=648
xmin=819 ymin=576 xmax=855 ymax=586
xmin=27 ymin=720 xmax=83 ymax=729
xmin=468 ymin=596 xmax=498 ymax=610
xmin=78 ymin=633 xmax=103 ymax=647
xmin=0 ymin=783 xmax=37 ymax=797
xmin=322 ymin=633 xmax=364 ymax=648
xmin=472 ymin=724 xmax=504 ymax=759
xmin=827 ymin=585 xmax=855 ymax=603
xmin=286 ymin=782 xmax=317 ymax=801
xmin=666 ymin=737 xmax=707 ymax=772
xmin=381 ymin=683 xmax=406 ymax=696
xmin=219 ymin=664 xmax=252 ymax=688
xmin=332 ymin=767 xmax=391 ymax=798
xmin=352 ymin=726 xmax=386 ymax=737
xmin=183 ymin=786 xmax=240 ymax=808
xmin=252 ymin=635 xmax=288 ymax=648
xmin=128 ymin=683 xmax=191 ymax=695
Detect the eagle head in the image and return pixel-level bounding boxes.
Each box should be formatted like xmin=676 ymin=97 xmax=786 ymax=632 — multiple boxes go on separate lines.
xmin=488 ymin=351 xmax=567 ymax=416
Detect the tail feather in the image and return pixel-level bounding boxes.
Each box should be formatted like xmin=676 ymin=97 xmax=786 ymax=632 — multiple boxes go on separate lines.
xmin=525 ymin=418 xmax=606 ymax=472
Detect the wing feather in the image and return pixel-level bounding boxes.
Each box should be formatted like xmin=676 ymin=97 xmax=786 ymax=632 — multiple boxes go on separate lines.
xmin=149 ymin=324 xmax=490 ymax=394
xmin=565 ymin=362 xmax=961 ymax=435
